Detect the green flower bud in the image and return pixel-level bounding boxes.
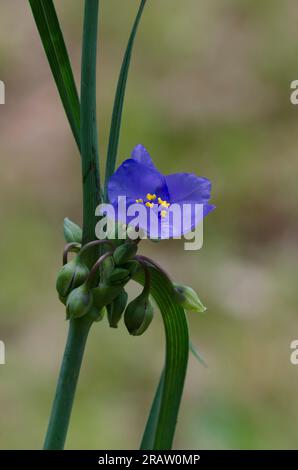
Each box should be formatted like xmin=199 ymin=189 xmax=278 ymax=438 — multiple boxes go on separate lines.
xmin=59 ymin=294 xmax=67 ymax=306
xmin=66 ymin=283 xmax=93 ymax=319
xmin=113 ymin=243 xmax=138 ymax=266
xmin=107 ymin=267 xmax=130 ymax=286
xmin=174 ymin=283 xmax=206 ymax=313
xmin=124 ymin=294 xmax=154 ymax=336
xmin=92 ymin=283 xmax=123 ymax=309
xmin=64 ymin=217 xmax=82 ymax=244
xmin=122 ymin=260 xmax=140 ymax=276
xmin=107 ymin=289 xmax=128 ymax=328
xmin=56 ymin=258 xmax=89 ymax=298
xmin=88 ymin=305 xmax=106 ymax=322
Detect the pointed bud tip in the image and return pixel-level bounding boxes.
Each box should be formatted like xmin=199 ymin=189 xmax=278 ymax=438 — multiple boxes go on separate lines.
xmin=63 ymin=218 xmax=82 ymax=244
xmin=113 ymin=242 xmax=138 ymax=266
xmin=174 ymin=283 xmax=207 ymax=313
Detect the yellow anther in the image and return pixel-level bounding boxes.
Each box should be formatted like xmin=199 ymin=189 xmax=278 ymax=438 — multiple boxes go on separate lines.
xmin=160 ymin=210 xmax=167 ymax=218
xmin=146 ymin=193 xmax=156 ymax=201
xmin=146 ymin=202 xmax=154 ymax=208
xmin=135 ymin=198 xmax=143 ymax=203
xmin=157 ymin=197 xmax=170 ymax=208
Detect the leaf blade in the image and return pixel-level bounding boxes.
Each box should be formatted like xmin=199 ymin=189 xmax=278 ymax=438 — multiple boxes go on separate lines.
xmin=29 ymin=0 xmax=80 ymax=148
xmin=104 ymin=0 xmax=147 ymax=198
xmin=140 ymin=369 xmax=164 ymax=450
xmin=190 ymin=340 xmax=208 ymax=368
xmin=135 ymin=267 xmax=189 ymax=450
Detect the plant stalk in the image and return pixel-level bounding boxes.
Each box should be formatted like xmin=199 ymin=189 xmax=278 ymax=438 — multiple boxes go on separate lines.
xmin=80 ymin=0 xmax=101 ymax=253
xmin=43 ymin=316 xmax=93 ymax=449
xmin=44 ymin=0 xmax=100 ymax=450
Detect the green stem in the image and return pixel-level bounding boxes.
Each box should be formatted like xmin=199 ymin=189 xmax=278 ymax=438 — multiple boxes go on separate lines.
xmin=44 ymin=0 xmax=100 ymax=450
xmin=43 ymin=316 xmax=93 ymax=449
xmin=80 ymin=0 xmax=101 ymax=253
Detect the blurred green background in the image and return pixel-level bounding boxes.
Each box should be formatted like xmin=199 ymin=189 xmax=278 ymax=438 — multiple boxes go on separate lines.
xmin=1 ymin=0 xmax=298 ymax=449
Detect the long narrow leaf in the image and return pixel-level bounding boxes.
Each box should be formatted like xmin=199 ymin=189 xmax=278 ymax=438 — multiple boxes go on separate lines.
xmin=190 ymin=340 xmax=208 ymax=368
xmin=140 ymin=342 xmax=207 ymax=449
xmin=29 ymin=0 xmax=80 ymax=149
xmin=135 ymin=267 xmax=189 ymax=450
xmin=104 ymin=0 xmax=147 ymax=198
xmin=140 ymin=369 xmax=164 ymax=449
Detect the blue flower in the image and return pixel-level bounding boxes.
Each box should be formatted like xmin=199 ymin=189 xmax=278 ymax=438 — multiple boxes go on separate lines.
xmin=108 ymin=145 xmax=214 ymax=239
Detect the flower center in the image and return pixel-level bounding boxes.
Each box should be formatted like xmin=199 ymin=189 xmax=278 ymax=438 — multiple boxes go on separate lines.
xmin=135 ymin=193 xmax=170 ymax=218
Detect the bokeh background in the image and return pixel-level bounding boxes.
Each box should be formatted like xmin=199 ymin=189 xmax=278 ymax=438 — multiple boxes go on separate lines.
xmin=1 ymin=0 xmax=298 ymax=449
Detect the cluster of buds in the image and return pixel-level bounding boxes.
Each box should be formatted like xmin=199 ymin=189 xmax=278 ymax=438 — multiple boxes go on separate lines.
xmin=56 ymin=218 xmax=206 ymax=335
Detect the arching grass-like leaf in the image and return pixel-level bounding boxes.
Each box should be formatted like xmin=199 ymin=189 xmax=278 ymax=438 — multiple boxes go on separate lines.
xmin=140 ymin=369 xmax=164 ymax=450
xmin=134 ymin=267 xmax=189 ymax=450
xmin=141 ymin=341 xmax=207 ymax=450
xmin=29 ymin=0 xmax=80 ymax=149
xmin=104 ymin=0 xmax=147 ymax=198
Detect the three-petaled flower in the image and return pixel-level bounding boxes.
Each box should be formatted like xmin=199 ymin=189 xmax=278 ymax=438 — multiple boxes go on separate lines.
xmin=108 ymin=144 xmax=214 ymax=239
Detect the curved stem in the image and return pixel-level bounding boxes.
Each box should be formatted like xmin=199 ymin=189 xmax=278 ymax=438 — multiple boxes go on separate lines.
xmin=135 ymin=255 xmax=175 ymax=293
xmin=63 ymin=242 xmax=81 ymax=265
xmin=86 ymin=251 xmax=113 ymax=288
xmin=134 ymin=256 xmax=151 ymax=297
xmin=43 ymin=315 xmax=93 ymax=449
xmin=79 ymin=239 xmax=115 ymax=259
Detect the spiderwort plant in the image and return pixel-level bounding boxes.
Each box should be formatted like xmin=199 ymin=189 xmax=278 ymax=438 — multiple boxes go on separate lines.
xmin=29 ymin=0 xmax=214 ymax=450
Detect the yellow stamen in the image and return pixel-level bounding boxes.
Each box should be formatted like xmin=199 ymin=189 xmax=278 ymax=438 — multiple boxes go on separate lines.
xmin=146 ymin=202 xmax=154 ymax=208
xmin=160 ymin=201 xmax=170 ymax=208
xmin=146 ymin=193 xmax=156 ymax=201
xmin=135 ymin=198 xmax=143 ymax=203
xmin=161 ymin=210 xmax=167 ymax=218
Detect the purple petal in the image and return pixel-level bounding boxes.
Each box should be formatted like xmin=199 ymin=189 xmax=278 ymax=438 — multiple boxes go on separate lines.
xmin=158 ymin=202 xmax=215 ymax=239
xmin=131 ymin=144 xmax=156 ymax=169
xmin=108 ymin=158 xmax=169 ymax=204
xmin=110 ymin=200 xmax=215 ymax=240
xmin=111 ymin=199 xmax=161 ymax=239
xmin=165 ymin=173 xmax=212 ymax=204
